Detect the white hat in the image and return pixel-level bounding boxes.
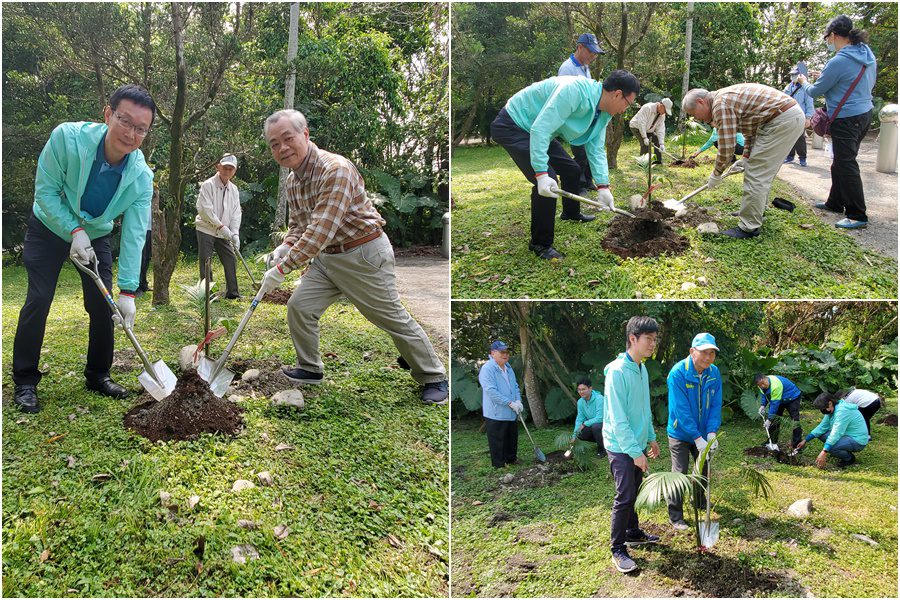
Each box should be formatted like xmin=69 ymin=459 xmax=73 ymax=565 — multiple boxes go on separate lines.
xmin=661 ymin=98 xmax=673 ymax=116
xmin=219 ymin=154 xmax=238 ymax=168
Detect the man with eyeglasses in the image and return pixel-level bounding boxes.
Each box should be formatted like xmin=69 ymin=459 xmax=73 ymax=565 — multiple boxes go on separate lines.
xmin=490 ymin=70 xmax=640 ymax=260
xmin=11 ymin=84 xmax=156 ymax=414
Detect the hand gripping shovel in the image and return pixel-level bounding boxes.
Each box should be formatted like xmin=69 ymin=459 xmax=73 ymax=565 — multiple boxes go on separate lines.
xmin=229 ymin=239 xmax=258 ymax=288
xmin=662 ymin=162 xmax=744 ymax=211
xmin=198 ymin=285 xmax=266 ymax=397
xmin=517 ymin=412 xmax=546 ymax=463
xmin=71 ymin=258 xmax=177 ymax=400
xmin=763 ymin=419 xmax=780 ymax=452
xmin=555 ymin=189 xmax=637 ymax=218
xmin=699 ymin=454 xmax=720 ymax=548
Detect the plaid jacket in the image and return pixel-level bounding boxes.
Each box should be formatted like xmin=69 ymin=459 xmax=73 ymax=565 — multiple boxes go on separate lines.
xmin=281 ymin=142 xmax=385 ymax=273
xmin=710 ymin=84 xmax=797 ymax=176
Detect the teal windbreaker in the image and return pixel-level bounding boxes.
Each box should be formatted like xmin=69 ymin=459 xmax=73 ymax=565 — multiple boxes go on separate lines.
xmin=573 ymin=389 xmax=605 ymax=436
xmin=602 ymin=352 xmax=656 ymax=459
xmin=505 ymin=76 xmax=611 ymax=186
xmin=33 ymin=121 xmax=153 ymax=292
xmin=806 ymin=400 xmax=869 ymax=451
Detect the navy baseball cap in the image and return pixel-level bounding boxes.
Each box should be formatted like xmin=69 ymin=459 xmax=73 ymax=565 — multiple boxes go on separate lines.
xmin=691 ymin=333 xmax=719 ymax=351
xmin=490 ymin=340 xmax=509 ymax=352
xmin=577 ymin=33 xmax=604 ymax=55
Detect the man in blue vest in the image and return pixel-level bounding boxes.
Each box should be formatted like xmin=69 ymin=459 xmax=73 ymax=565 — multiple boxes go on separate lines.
xmin=783 ymin=63 xmax=815 ymax=166
xmin=479 ymin=340 xmax=524 ymax=468
xmin=666 ymin=333 xmax=722 ymax=531
xmin=12 ymin=85 xmax=156 ymax=414
xmin=756 ymin=373 xmax=804 ymax=450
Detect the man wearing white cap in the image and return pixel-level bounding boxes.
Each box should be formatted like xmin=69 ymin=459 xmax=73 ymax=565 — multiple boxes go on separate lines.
xmin=629 ymin=98 xmax=673 ymax=165
xmin=665 ymin=332 xmax=722 ymax=531
xmin=195 ymin=153 xmax=242 ymax=299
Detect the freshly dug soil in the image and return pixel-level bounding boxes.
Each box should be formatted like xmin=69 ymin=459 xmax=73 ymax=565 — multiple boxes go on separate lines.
xmin=499 ymin=451 xmax=578 ymax=490
xmin=879 ymin=414 xmax=897 ymax=426
xmin=262 ymin=288 xmax=292 ymax=305
xmin=601 ymin=205 xmax=690 ymax=258
xmin=670 ymin=157 xmax=699 ymax=168
xmin=661 ymin=551 xmax=798 ymax=597
xmin=124 ymin=369 xmax=244 ymax=442
xmin=743 ymin=445 xmax=813 ymax=466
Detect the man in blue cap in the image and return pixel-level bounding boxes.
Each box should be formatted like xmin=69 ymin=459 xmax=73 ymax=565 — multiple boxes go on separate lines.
xmin=783 ymin=63 xmax=815 ymax=167
xmin=558 ymin=33 xmax=606 ymax=197
xmin=755 ymin=372 xmax=804 ymax=451
xmin=666 ymin=333 xmax=722 ymax=531
xmin=479 ymin=340 xmax=524 ymax=468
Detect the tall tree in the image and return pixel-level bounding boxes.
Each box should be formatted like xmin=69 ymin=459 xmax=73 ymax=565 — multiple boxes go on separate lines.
xmin=274 ymin=2 xmax=299 ymax=234
xmin=679 ymin=2 xmax=694 ymax=134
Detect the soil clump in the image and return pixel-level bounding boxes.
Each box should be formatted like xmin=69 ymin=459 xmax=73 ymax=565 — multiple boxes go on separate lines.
xmin=262 ymin=288 xmax=292 ymax=305
xmin=601 ymin=203 xmax=689 ymax=258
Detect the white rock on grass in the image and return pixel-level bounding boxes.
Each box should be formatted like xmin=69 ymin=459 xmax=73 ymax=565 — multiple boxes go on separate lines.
xmin=179 ymin=345 xmax=202 ymax=371
xmin=230 ymin=544 xmax=259 ymax=564
xmin=500 ymin=473 xmax=515 ymax=484
xmin=231 ymin=479 xmax=256 ymax=493
xmin=697 ymin=222 xmax=719 ymax=234
xmin=787 ymin=498 xmax=813 ymax=518
xmin=257 ymin=471 xmax=274 ymax=487
xmin=237 ymin=520 xmax=259 ymax=530
xmin=159 ymin=491 xmax=173 ymax=507
xmin=241 ymin=369 xmax=261 ymax=382
xmin=272 ymin=389 xmax=305 ymax=409
xmin=675 ymin=206 xmax=689 ymax=218
xmin=187 ymin=495 xmax=200 ymax=511
xmin=850 ymin=533 xmax=879 ymax=547
xmin=681 ymin=282 xmax=697 ymax=292
xmin=697 ymin=276 xmax=709 ymax=287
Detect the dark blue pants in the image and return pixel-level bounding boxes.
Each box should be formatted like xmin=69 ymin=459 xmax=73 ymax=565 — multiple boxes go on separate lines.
xmin=577 ymin=422 xmax=605 ymax=454
xmin=608 ymin=450 xmax=643 ymax=553
xmin=490 ymin=107 xmax=582 ymax=248
xmin=786 ymin=129 xmax=807 ymax=161
xmin=824 ymin=110 xmax=872 ymax=221
xmin=13 ymin=213 xmax=114 ymax=387
xmin=816 ymin=433 xmax=866 ymax=461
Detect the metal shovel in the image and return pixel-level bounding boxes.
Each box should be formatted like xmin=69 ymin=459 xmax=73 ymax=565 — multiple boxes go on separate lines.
xmin=229 ymin=239 xmax=258 ymax=288
xmin=662 ymin=163 xmax=744 ymax=211
xmin=71 ymin=258 xmax=177 ymax=401
xmin=518 ymin=412 xmax=547 ymax=463
xmin=556 ymin=189 xmax=637 ymax=218
xmin=763 ymin=419 xmax=780 ymax=452
xmin=198 ymin=284 xmax=267 ymax=397
xmin=699 ymin=454 xmax=720 ymax=548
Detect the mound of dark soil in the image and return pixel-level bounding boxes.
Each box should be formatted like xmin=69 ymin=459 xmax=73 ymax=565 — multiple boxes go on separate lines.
xmin=743 ymin=445 xmax=813 ymax=466
xmin=601 ymin=209 xmax=690 ymax=259
xmin=262 ymin=288 xmax=292 ymax=305
xmin=499 ymin=450 xmax=579 ymax=490
xmin=670 ymin=157 xmax=699 ymax=168
xmin=124 ymin=369 xmax=244 ymax=442
xmin=879 ymin=414 xmax=897 ymax=426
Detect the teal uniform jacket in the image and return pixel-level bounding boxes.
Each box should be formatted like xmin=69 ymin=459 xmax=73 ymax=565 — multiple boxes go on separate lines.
xmin=806 ymin=400 xmax=869 ymax=451
xmin=602 ymin=352 xmax=655 ymax=459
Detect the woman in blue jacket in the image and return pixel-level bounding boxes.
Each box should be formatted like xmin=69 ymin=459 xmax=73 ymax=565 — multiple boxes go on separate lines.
xmin=798 ymin=15 xmax=876 ymax=229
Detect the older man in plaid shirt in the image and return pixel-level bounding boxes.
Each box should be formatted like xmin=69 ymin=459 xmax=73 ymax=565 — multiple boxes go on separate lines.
xmin=258 ymin=109 xmax=448 ymax=405
xmin=682 ymin=84 xmax=805 ymax=238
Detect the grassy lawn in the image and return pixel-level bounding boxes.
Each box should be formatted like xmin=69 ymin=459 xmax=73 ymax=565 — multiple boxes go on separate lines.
xmin=450 ymin=142 xmax=897 ymax=299
xmin=2 ymin=257 xmax=448 ymax=597
xmin=450 ymin=400 xmax=898 ymax=598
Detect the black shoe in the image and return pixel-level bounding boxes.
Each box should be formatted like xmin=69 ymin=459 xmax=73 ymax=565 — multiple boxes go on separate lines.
xmin=14 ymin=385 xmax=40 ymax=414
xmin=652 ymin=159 xmax=663 ymax=165
xmin=135 ymin=288 xmax=146 ymax=298
xmin=838 ymin=455 xmax=857 ymax=468
xmin=815 ymin=202 xmax=843 ymax=214
xmin=625 ymin=530 xmax=661 ymax=547
xmin=720 ymin=226 xmax=760 ymax=239
xmin=86 ymin=377 xmax=129 ymax=399
xmin=560 ymin=213 xmax=596 ymax=223
xmin=224 ymin=294 xmax=242 ymax=300
xmin=528 ymin=244 xmax=565 ymax=260
xmin=281 ymin=366 xmax=324 ymax=384
xmin=422 ymin=380 xmax=449 ymax=405
xmin=597 ymin=449 xmax=607 ymax=457
xmin=505 ymin=458 xmax=520 ymax=466
xmin=397 ymin=355 xmax=411 ymax=370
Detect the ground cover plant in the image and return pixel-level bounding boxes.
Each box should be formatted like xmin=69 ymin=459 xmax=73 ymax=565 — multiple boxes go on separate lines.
xmin=2 ymin=258 xmax=448 ymax=597
xmin=450 ymin=141 xmax=897 ymax=299
xmin=451 ymin=403 xmax=898 ymax=597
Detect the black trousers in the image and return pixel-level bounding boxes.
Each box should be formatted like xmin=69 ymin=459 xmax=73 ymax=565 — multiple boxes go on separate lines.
xmin=666 ymin=437 xmax=708 ymax=523
xmin=490 ymin=108 xmax=582 ymax=248
xmin=713 ymin=140 xmax=745 ymax=162
xmin=859 ymin=399 xmax=882 ymax=435
xmin=577 ymin=422 xmax=605 ymax=454
xmin=631 ymin=126 xmax=662 ymax=163
xmin=608 ymin=450 xmax=644 ymax=553
xmin=768 ymin=397 xmax=803 ymax=448
xmin=197 ymin=230 xmax=240 ymax=298
xmin=571 ymin=144 xmax=593 ymax=190
xmin=786 ymin=129 xmax=807 ymax=160
xmin=824 ymin=110 xmax=872 ymax=221
xmin=13 ymin=213 xmax=115 ymax=387
xmin=139 ymin=229 xmax=151 ymax=291
xmin=485 ymin=417 xmax=519 ymax=468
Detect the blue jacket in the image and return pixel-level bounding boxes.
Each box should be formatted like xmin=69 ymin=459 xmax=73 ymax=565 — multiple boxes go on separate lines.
xmin=783 ymin=82 xmax=815 ymax=117
xmin=574 ymin=389 xmax=605 ymax=435
xmin=698 ymin=128 xmax=745 ymax=153
xmin=806 ymin=400 xmax=869 ymax=451
xmin=759 ymin=375 xmax=801 ymax=417
xmin=666 ymin=356 xmax=723 ymax=443
xmin=602 ymin=352 xmax=656 ymax=459
xmin=33 ymin=121 xmax=153 ymax=292
xmin=479 ymin=358 xmax=521 ymax=421
xmin=801 ymin=43 xmax=876 ymax=119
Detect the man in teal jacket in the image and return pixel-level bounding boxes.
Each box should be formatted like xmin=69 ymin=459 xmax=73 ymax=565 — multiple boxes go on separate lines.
xmin=796 ymin=394 xmax=869 ymax=468
xmin=572 ymin=377 xmax=605 ymax=456
xmin=603 ymin=316 xmax=662 ymax=574
xmin=12 ymin=84 xmax=156 ymax=413
xmin=490 ymin=70 xmax=640 ymax=260
xmin=666 ymin=333 xmax=723 ymax=531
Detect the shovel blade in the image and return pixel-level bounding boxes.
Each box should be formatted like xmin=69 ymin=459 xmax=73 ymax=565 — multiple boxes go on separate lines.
xmin=197 ymin=356 xmax=235 ymax=398
xmin=138 ymin=360 xmax=178 ymax=401
xmin=765 ymin=442 xmax=780 ymax=452
xmin=700 ymin=522 xmax=720 ymax=548
xmin=534 ymin=448 xmax=547 ymax=463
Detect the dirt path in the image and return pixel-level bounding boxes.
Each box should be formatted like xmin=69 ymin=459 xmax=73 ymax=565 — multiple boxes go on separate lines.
xmin=776 ymin=132 xmax=897 ymax=259
xmin=394 ymin=247 xmax=449 ymax=359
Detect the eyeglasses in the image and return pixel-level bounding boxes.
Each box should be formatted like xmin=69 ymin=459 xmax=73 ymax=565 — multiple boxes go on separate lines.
xmin=113 ymin=111 xmax=151 ymax=137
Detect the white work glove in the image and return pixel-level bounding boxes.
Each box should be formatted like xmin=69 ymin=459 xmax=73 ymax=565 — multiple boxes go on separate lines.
xmin=260 ymin=264 xmax=286 ymax=294
xmin=595 ymin=186 xmax=615 ymax=210
xmin=758 ymin=405 xmax=767 ymax=418
xmin=706 ymin=433 xmax=719 ymax=454
xmin=706 ymin=172 xmax=723 ymax=189
xmin=694 ymin=436 xmax=709 ymax=453
xmin=642 ymin=137 xmax=650 ymax=146
xmin=231 ymin=234 xmax=240 ymax=250
xmin=510 ymin=400 xmax=524 ymax=415
xmin=731 ymin=157 xmax=747 ymax=172
xmin=216 ymin=225 xmax=232 ymax=240
xmin=764 ymin=419 xmax=772 ymax=430
xmin=266 ymin=243 xmax=292 ymax=268
xmin=113 ymin=293 xmax=136 ymax=329
xmin=659 ymin=144 xmax=666 ymax=154
xmin=535 ymin=174 xmax=560 ymax=198
xmin=69 ymin=228 xmax=96 ymax=266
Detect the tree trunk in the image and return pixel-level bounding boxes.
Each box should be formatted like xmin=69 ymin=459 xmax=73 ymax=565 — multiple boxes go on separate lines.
xmin=452 ymin=90 xmax=480 ymax=148
xmin=274 ymin=2 xmax=300 ymax=234
xmin=679 ymin=2 xmax=694 ymax=137
xmin=514 ymin=303 xmax=549 ymax=428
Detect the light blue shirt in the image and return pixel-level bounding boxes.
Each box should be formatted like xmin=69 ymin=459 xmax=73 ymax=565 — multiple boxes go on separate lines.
xmin=783 ymin=82 xmax=815 ymax=117
xmin=479 ymin=358 xmax=521 ymax=421
xmin=558 ymin=54 xmax=590 ymax=78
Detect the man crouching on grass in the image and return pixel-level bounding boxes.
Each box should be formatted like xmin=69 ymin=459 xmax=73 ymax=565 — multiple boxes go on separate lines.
xmin=603 ymin=316 xmax=662 ymax=574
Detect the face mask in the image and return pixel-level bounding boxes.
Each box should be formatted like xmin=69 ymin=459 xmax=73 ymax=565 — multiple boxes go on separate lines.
xmin=826 ymin=37 xmax=836 ymax=52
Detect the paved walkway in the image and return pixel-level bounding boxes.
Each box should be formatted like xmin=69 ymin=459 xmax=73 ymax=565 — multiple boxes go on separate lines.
xmin=394 ymin=251 xmax=449 ymax=358
xmin=776 ymin=132 xmax=897 ymax=259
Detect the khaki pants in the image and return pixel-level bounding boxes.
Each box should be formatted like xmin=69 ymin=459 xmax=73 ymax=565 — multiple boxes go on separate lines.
xmin=738 ymin=104 xmax=805 ymax=232
xmin=286 ymin=233 xmax=446 ymax=384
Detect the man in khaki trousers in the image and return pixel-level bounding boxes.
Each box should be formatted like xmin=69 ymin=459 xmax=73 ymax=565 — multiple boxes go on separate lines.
xmin=683 ymin=84 xmax=805 ymax=238
xmin=257 ymin=109 xmax=448 ymax=405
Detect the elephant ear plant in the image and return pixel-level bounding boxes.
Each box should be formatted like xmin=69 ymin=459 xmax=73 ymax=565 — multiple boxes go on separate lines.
xmin=635 ymin=434 xmax=773 ymax=551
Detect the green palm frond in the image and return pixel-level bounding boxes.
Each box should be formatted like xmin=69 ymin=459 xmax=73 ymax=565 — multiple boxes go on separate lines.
xmin=180 ymin=278 xmax=217 ymax=309
xmin=636 ymin=471 xmax=703 ymax=510
xmin=634 ymin=153 xmax=652 ymax=169
xmin=739 ymin=467 xmax=774 ymax=500
xmin=554 ymin=432 xmax=573 ymax=451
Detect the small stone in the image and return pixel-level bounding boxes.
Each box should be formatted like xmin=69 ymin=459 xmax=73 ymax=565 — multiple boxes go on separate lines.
xmin=67 ymin=413 xmax=76 ymax=422
xmin=228 ymin=395 xmax=246 ymax=403
xmin=237 ymin=520 xmax=259 ymax=530
xmin=275 ymin=443 xmax=294 ymax=452
xmin=787 ymin=498 xmax=813 ymax=518
xmin=697 ymin=222 xmax=720 ymax=234
xmin=274 ymin=524 xmax=290 ymax=540
xmin=634 ymin=291 xmax=643 ymax=299
xmin=260 ymin=432 xmax=271 ymax=443
xmin=241 ymin=369 xmax=260 ymax=382
xmin=66 ymin=455 xmax=77 ymax=468
xmin=800 ymin=223 xmax=814 ymax=230
xmin=500 ymin=473 xmax=515 ymax=484
xmin=731 ymin=518 xmax=743 ymax=525
xmin=257 ymin=471 xmax=274 ymax=487
xmin=654 ymin=293 xmax=663 ymax=300
xmin=675 ymin=206 xmax=688 ymax=218
xmin=697 ymin=276 xmax=709 ymax=287
xmin=472 ymin=500 xmax=483 ymax=506
xmin=681 ymin=282 xmax=697 ymax=291
xmin=272 ymin=390 xmax=305 ymax=409
xmin=704 ymin=257 xmax=716 ymax=263
xmin=850 ymin=533 xmax=879 ymax=547
xmin=179 ymin=345 xmax=202 ymax=371
xmin=159 ymin=491 xmax=173 ymax=507
xmin=230 ymin=544 xmax=259 ymax=564
xmin=231 ymin=479 xmax=256 ymax=493
xmin=187 ymin=495 xmax=200 ymax=510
